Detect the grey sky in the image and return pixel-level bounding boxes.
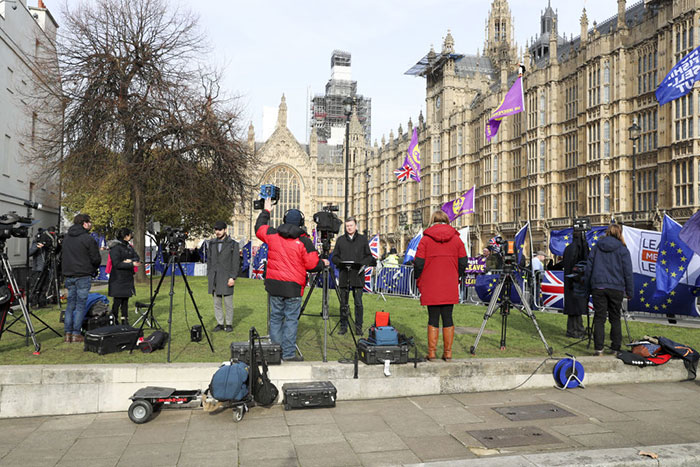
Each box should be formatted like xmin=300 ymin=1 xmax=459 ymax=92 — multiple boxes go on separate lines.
xmin=52 ymin=0 xmax=619 ymax=145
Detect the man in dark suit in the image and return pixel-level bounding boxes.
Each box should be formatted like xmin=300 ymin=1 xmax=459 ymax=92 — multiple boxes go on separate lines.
xmin=332 ymin=217 xmax=376 ymax=335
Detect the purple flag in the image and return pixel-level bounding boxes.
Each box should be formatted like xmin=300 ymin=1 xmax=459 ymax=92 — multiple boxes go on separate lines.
xmin=486 ymin=76 xmax=524 ymax=142
xmin=441 ymin=186 xmax=475 ymax=222
xmin=680 ymin=210 xmax=700 ymax=256
xmin=403 ymin=127 xmax=421 ymax=182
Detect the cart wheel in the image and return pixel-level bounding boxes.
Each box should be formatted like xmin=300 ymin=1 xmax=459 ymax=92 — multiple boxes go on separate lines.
xmin=233 ymin=406 xmax=245 ymax=423
xmin=128 ymin=400 xmax=153 ymax=424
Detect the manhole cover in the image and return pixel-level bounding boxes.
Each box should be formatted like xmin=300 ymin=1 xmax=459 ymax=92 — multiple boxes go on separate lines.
xmin=467 ymin=426 xmax=562 ymax=448
xmin=493 ymin=403 xmax=575 ymax=421
xmin=455 ymin=326 xmax=495 ymax=335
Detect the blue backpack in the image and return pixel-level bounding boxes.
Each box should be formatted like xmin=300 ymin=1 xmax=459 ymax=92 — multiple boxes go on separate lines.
xmin=209 ymin=361 xmax=249 ymax=402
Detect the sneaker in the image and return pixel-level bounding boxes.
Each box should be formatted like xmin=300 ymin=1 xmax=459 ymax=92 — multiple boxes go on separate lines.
xmin=224 ymin=325 xmax=233 ymax=332
xmin=212 ymin=324 xmax=225 ymax=332
xmin=594 ymin=350 xmax=604 ymax=356
xmin=283 ymin=355 xmax=304 ymax=362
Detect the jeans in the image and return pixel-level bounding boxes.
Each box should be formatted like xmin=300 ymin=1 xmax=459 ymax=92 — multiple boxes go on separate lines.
xmin=64 ymin=276 xmax=91 ymax=335
xmin=268 ymin=295 xmax=302 ymax=359
xmin=592 ymin=288 xmax=624 ymax=351
xmin=337 ymin=287 xmax=364 ymax=331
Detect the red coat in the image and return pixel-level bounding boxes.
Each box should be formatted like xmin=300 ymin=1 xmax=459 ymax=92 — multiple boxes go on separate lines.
xmin=414 ymin=224 xmax=467 ymax=306
xmin=255 ymin=210 xmax=323 ymax=297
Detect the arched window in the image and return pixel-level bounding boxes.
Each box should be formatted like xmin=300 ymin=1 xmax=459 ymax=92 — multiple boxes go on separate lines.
xmin=603 ymin=176 xmax=611 ymax=213
xmin=261 ymin=166 xmax=302 ymax=227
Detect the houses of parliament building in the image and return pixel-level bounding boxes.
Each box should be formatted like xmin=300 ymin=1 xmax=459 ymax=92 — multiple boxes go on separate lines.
xmin=238 ymin=0 xmax=699 ymax=255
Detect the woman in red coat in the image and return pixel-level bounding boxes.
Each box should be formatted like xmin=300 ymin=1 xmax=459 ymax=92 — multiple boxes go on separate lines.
xmin=414 ymin=211 xmax=468 ymax=360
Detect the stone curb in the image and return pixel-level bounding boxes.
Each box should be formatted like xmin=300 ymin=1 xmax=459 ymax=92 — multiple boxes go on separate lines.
xmin=0 ymin=355 xmax=691 ymax=418
xmin=410 ymin=442 xmax=700 ymax=466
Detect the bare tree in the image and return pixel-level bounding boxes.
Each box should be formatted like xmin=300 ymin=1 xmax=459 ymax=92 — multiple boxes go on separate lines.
xmin=28 ymin=0 xmax=255 ymax=280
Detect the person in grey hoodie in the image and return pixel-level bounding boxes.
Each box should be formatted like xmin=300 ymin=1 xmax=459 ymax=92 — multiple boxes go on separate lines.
xmin=584 ymin=223 xmax=634 ymax=355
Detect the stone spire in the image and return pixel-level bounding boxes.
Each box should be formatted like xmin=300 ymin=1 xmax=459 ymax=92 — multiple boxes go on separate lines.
xmin=617 ymin=0 xmax=627 ymax=30
xmin=309 ymin=126 xmax=317 ymax=158
xmin=442 ymin=29 xmax=455 ymax=54
xmin=549 ymin=17 xmax=558 ymax=65
xmin=277 ymin=94 xmax=287 ymax=128
xmin=247 ymin=122 xmax=255 ymax=153
xmin=580 ymin=8 xmax=589 ymax=44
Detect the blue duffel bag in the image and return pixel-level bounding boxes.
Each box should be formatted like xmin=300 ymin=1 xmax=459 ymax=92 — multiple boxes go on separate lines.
xmin=209 ymin=361 xmax=249 ymax=402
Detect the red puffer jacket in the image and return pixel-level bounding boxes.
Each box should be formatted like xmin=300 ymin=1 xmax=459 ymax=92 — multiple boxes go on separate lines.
xmin=256 ymin=210 xmax=323 ymax=297
xmin=414 ymin=223 xmax=468 ymax=306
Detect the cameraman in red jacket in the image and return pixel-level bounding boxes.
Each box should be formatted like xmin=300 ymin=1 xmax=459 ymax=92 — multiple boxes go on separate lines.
xmin=255 ymin=198 xmax=328 ymax=361
xmin=414 ymin=210 xmax=468 ymax=361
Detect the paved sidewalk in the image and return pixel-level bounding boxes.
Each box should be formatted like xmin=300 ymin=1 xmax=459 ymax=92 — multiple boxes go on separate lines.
xmin=2 ymin=380 xmax=700 ymax=466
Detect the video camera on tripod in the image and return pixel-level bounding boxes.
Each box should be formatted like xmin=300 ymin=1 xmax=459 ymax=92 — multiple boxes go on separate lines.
xmin=491 ymin=235 xmax=518 ymax=273
xmin=253 ymin=184 xmax=280 ymax=210
xmin=313 ymin=204 xmax=342 ymax=254
xmin=162 ymin=227 xmax=188 ymax=255
xmin=0 ymin=212 xmax=33 ymax=241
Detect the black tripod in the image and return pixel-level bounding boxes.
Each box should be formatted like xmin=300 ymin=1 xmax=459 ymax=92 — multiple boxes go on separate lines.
xmin=471 ymin=267 xmax=553 ymax=356
xmin=0 ymin=241 xmax=60 ymax=354
xmin=29 ymin=245 xmax=61 ymax=309
xmin=130 ymin=250 xmax=213 ymax=362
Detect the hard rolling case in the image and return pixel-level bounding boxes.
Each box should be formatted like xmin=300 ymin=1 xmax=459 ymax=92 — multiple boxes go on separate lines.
xmin=357 ymin=339 xmax=409 ymax=364
xmin=231 ymin=338 xmax=282 ymax=365
xmin=84 ymin=324 xmax=143 ymax=355
xmin=282 ymin=381 xmax=337 ymax=410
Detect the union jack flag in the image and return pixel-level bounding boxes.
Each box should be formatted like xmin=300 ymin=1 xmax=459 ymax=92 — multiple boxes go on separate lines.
xmin=368 ymin=235 xmax=379 ymax=259
xmin=250 ymin=243 xmax=268 ymax=280
xmin=540 ymin=271 xmax=564 ymax=308
xmin=364 ymin=266 xmax=373 ymax=292
xmin=488 ymin=236 xmax=501 ymax=254
xmin=394 ymin=164 xmax=415 ymax=182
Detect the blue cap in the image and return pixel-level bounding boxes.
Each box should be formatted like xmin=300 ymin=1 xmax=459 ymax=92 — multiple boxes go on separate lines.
xmin=284 ymin=209 xmax=304 ymax=227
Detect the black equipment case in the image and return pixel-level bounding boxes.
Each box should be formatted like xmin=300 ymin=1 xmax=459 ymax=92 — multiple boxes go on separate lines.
xmin=84 ymin=324 xmax=143 ymax=355
xmin=231 ymin=338 xmax=282 ymax=365
xmin=83 ymin=315 xmax=114 ymax=332
xmin=282 ymin=381 xmax=337 ymax=410
xmin=358 ymin=339 xmax=409 ymax=365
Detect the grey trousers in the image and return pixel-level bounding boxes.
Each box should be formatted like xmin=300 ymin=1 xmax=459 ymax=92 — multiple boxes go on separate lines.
xmin=213 ymin=293 xmax=234 ymax=326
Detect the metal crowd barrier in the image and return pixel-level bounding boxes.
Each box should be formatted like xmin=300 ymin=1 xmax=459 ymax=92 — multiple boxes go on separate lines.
xmin=371 ymin=264 xmax=418 ymax=298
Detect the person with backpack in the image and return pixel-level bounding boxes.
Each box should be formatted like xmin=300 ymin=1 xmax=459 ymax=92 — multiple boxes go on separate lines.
xmin=207 ymin=221 xmax=240 ymax=332
xmin=108 ymin=228 xmax=141 ymax=325
xmin=563 ymin=230 xmax=589 ymax=338
xmin=414 ymin=210 xmax=468 ymax=361
xmin=584 ymin=223 xmax=634 ymax=356
xmin=255 ymin=198 xmax=328 ymax=362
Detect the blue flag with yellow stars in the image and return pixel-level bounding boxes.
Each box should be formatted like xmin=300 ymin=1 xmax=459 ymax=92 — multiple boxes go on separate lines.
xmin=474 ymin=274 xmax=523 ymax=304
xmin=514 ymin=222 xmax=528 ymax=265
xmin=631 ymin=276 xmax=698 ymax=316
xmin=549 ymin=226 xmax=608 ymax=256
xmin=655 ymin=215 xmax=694 ymax=297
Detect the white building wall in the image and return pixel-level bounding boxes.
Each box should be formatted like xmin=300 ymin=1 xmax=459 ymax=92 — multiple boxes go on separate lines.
xmin=0 ymin=2 xmax=60 ymax=268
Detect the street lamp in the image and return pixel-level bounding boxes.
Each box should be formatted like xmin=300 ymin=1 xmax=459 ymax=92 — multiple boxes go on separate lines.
xmin=364 ymin=170 xmax=371 ymax=236
xmin=628 ymin=120 xmax=641 ymax=226
xmin=343 ymin=96 xmax=354 ymax=223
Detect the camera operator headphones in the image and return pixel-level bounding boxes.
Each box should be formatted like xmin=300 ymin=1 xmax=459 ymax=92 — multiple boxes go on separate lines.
xmin=283 ymin=209 xmax=305 ymax=227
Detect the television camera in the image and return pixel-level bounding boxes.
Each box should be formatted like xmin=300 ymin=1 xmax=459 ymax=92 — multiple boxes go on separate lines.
xmin=253 ymin=184 xmax=280 ymax=210
xmin=0 ymin=212 xmax=33 ymax=242
xmin=163 ymin=227 xmax=188 ymax=255
xmin=313 ymin=204 xmax=342 ymax=253
xmin=573 ymin=216 xmax=591 ymax=233
xmin=491 ymin=235 xmax=518 ymax=273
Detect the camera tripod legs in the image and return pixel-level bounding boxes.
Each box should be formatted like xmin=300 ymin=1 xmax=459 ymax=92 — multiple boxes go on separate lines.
xmin=470 ymin=274 xmax=553 ymax=356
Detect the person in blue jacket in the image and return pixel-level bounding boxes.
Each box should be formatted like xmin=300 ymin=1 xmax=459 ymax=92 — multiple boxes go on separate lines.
xmin=584 ymin=223 xmax=634 ymax=356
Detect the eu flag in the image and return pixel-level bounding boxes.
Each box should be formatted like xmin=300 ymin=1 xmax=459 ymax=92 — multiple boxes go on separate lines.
xmin=549 ymin=226 xmax=607 ymax=256
xmin=514 ymin=222 xmax=529 ymax=265
xmin=655 ymin=215 xmax=693 ymax=296
xmin=241 ymin=241 xmax=252 ymax=274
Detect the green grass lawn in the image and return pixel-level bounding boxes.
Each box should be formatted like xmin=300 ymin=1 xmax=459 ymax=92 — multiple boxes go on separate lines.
xmin=1 ymin=276 xmax=698 ymax=365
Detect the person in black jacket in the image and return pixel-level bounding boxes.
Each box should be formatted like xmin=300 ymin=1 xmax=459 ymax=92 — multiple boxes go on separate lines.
xmin=563 ymin=231 xmax=589 ymax=338
xmin=584 ymin=223 xmax=634 ymax=355
xmin=108 ymin=228 xmax=141 ymax=325
xmin=61 ymin=214 xmax=101 ymax=343
xmin=331 ymin=217 xmax=376 ymax=335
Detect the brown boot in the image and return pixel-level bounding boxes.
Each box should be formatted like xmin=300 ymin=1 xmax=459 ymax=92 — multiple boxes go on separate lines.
xmin=426 ymin=326 xmax=439 ymax=361
xmin=442 ymin=326 xmax=455 ymax=361
xmin=64 ymin=333 xmax=72 ymax=344
xmin=72 ymin=334 xmax=84 ymax=343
